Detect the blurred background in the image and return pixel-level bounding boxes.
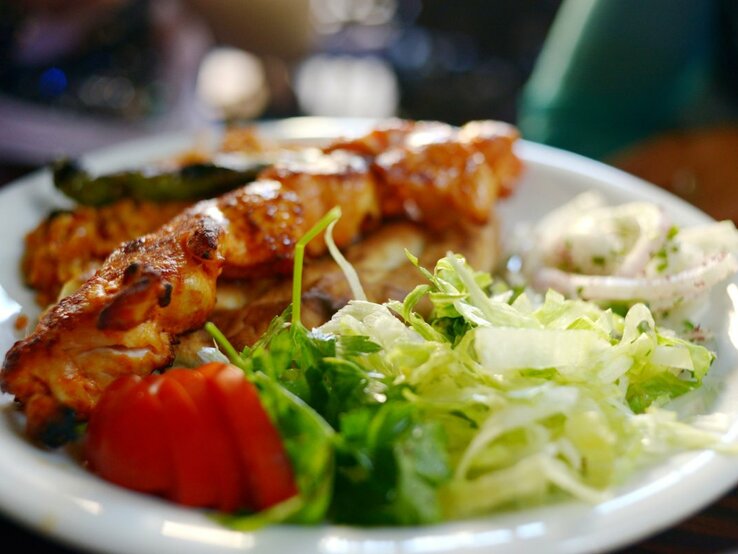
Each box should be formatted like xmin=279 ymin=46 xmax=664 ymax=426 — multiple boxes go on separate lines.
xmin=0 ymin=0 xmax=559 ymax=165
xmin=1 ymin=0 xmax=737 ymax=215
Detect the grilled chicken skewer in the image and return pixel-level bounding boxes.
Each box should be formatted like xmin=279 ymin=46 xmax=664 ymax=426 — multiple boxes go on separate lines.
xmin=23 ymin=121 xmax=520 ymax=308
xmin=2 ymin=120 xmax=520 ymax=445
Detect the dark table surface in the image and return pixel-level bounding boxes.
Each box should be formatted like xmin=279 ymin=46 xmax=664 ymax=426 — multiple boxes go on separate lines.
xmin=1 ymin=159 xmax=738 ymax=554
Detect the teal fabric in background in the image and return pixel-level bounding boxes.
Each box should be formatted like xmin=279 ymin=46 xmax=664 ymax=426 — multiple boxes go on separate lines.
xmin=518 ymin=0 xmax=729 ymax=159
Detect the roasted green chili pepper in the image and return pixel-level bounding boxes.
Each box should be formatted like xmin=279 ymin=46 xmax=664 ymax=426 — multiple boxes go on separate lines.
xmin=53 ymin=157 xmax=269 ymax=206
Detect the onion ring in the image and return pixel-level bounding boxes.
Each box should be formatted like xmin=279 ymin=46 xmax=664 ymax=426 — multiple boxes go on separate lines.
xmin=534 ymin=253 xmax=738 ymax=307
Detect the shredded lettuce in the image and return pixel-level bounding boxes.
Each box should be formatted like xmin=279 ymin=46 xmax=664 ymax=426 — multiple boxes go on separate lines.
xmin=325 ymin=218 xmax=367 ymax=302
xmin=206 ymin=222 xmax=732 ymax=526
xmin=310 ymin=252 xmax=728 ymax=520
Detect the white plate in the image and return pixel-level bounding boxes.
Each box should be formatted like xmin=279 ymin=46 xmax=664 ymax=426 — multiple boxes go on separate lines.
xmin=1 ymin=118 xmax=738 ymax=554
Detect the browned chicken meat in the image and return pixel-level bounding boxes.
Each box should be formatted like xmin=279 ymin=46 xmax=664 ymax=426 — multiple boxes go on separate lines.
xmin=2 ymin=120 xmax=521 ymax=445
xmin=24 ymin=200 xmax=190 ymax=307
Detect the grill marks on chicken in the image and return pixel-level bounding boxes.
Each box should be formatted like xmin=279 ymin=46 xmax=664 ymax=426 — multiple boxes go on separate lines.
xmin=2 ymin=120 xmax=521 ymax=444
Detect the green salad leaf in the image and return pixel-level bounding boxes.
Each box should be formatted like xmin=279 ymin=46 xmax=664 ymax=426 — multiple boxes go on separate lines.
xmin=331 ymin=402 xmax=450 ymax=525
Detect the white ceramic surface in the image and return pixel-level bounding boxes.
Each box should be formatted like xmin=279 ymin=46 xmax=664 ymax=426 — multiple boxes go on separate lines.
xmin=0 ymin=119 xmax=737 ymax=554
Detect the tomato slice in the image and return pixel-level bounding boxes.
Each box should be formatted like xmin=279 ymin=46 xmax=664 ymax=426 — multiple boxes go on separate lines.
xmin=200 ymin=363 xmax=298 ymax=509
xmin=156 ymin=375 xmax=219 ymax=507
xmin=166 ymin=368 xmax=244 ymax=512
xmin=86 ymin=375 xmax=173 ymax=494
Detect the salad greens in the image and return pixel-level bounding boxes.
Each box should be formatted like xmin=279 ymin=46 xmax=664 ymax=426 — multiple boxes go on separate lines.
xmin=205 ymin=208 xmax=733 ymax=528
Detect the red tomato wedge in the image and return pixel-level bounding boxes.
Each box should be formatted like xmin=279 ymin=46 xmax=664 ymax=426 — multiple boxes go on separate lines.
xmin=86 ymin=375 xmax=173 ymax=494
xmin=156 ymin=376 xmax=219 ymax=507
xmin=85 ymin=363 xmax=297 ymax=513
xmin=165 ymin=368 xmax=243 ymax=512
xmin=200 ymin=363 xmax=299 ymax=509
